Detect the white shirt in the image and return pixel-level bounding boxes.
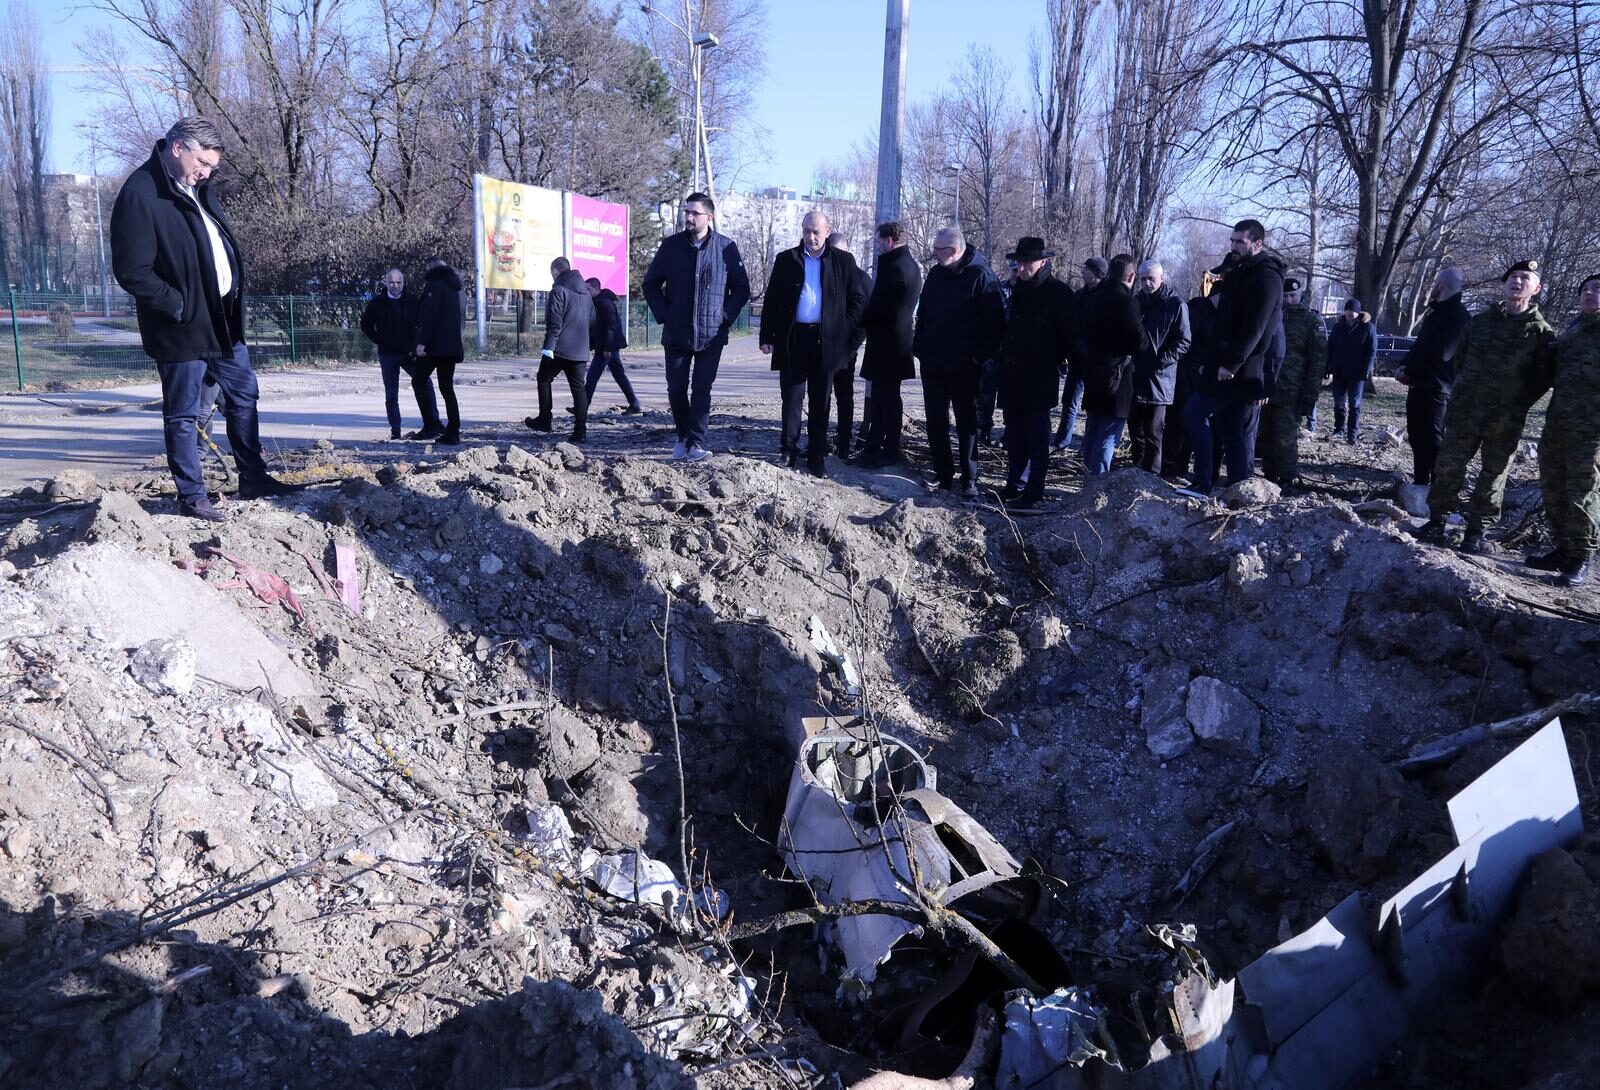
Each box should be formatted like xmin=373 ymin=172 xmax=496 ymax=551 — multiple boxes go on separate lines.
xmin=796 ymin=250 xmax=823 ymax=323
xmin=174 ymin=180 xmax=234 ymax=298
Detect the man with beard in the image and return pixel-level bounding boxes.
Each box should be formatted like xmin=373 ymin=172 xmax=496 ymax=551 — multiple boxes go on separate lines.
xmin=996 ymin=237 xmax=1072 ymax=507
xmin=1179 ymin=219 xmax=1285 ymax=493
xmin=1395 ymin=267 xmax=1470 ymax=485
xmin=1131 ymin=260 xmax=1191 ymax=473
xmin=1419 ymin=261 xmax=1556 ymax=554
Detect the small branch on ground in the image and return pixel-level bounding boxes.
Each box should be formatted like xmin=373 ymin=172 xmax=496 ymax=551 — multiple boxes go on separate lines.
xmin=1396 ymin=693 xmax=1600 ymax=774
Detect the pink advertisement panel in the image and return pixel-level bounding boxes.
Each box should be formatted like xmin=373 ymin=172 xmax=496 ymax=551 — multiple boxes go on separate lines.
xmin=567 ymin=194 xmax=630 ymax=295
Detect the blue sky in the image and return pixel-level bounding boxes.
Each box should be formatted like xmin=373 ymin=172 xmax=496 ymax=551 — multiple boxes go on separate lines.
xmin=34 ymin=0 xmax=1041 ymax=186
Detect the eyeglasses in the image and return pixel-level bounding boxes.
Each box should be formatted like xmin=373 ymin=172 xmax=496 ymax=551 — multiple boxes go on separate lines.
xmin=933 ymin=246 xmax=957 ymax=256
xmin=682 ymin=209 xmax=711 ymax=218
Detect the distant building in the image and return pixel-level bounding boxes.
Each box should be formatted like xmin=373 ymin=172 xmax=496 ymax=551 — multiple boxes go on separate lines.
xmin=715 ymin=186 xmax=873 ymax=298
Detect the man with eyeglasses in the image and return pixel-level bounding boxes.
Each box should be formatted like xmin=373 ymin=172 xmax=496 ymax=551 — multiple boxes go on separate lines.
xmin=111 ymin=116 xmax=302 ymax=521
xmin=642 ymin=192 xmax=751 ymax=462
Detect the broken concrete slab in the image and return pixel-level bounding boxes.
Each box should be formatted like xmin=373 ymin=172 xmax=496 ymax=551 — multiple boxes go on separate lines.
xmin=30 ymin=542 xmax=316 ymax=698
xmin=1186 ymin=676 xmax=1261 ymax=758
xmin=130 ymin=637 xmax=197 ymax=696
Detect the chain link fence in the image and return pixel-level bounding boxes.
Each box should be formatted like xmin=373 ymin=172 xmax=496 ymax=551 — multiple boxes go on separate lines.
xmin=2 ymin=290 xmax=753 ymax=391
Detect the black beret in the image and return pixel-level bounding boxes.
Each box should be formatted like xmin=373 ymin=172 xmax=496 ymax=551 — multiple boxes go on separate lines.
xmin=1284 ymin=277 xmax=1302 ymax=293
xmin=1502 ymin=259 xmax=1540 ymax=281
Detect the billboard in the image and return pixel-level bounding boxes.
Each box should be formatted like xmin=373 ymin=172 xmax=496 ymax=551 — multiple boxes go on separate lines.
xmin=473 ymin=174 xmax=630 ymax=295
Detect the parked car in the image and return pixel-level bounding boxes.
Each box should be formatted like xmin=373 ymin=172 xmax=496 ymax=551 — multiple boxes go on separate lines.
xmin=1374 ymin=333 xmax=1415 ymax=374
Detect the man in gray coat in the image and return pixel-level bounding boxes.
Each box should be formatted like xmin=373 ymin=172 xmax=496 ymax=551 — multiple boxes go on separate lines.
xmin=1131 ymin=260 xmax=1192 ymax=472
xmin=526 ymin=256 xmax=594 ymax=443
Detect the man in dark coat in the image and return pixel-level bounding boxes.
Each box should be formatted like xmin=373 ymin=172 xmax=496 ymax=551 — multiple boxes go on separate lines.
xmin=857 ymin=220 xmax=922 ymax=467
xmin=582 ymin=278 xmax=641 ymax=414
xmin=1080 ymin=254 xmax=1144 ymax=475
xmin=1055 ymin=256 xmax=1103 ymax=449
xmin=361 ymin=268 xmax=440 ymax=440
xmin=641 ymin=192 xmax=750 ymax=462
xmin=759 ymin=211 xmax=869 ymax=476
xmin=1180 ymin=220 xmax=1285 ymax=492
xmin=1325 ymin=297 xmax=1377 ymax=442
xmin=109 ymin=116 xmax=300 ymax=520
xmin=413 ymin=257 xmax=465 ymax=445
xmin=525 ymin=256 xmax=594 ymax=443
xmin=997 ymin=237 xmax=1072 ymax=507
xmin=1132 ymin=259 xmax=1192 ymax=473
xmin=1396 ymin=267 xmax=1470 ymax=484
xmin=1163 ymin=273 xmax=1222 ymax=478
xmin=912 ymin=226 xmax=1006 ymax=496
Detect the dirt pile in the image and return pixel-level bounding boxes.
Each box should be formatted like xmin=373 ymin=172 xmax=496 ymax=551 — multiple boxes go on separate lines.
xmin=0 ymin=393 xmax=1597 ymax=1087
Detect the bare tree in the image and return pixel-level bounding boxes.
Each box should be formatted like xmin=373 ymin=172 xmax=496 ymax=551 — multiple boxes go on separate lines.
xmin=0 ymin=2 xmax=51 ymax=289
xmin=948 ymin=45 xmax=1030 ymax=260
xmin=1030 ymin=0 xmax=1095 ymax=245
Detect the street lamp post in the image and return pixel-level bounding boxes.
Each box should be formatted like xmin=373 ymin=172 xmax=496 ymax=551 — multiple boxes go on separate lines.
xmin=941 ymin=162 xmax=963 ymax=227
xmin=641 ymin=4 xmax=720 ymax=200
xmin=87 ymin=127 xmax=111 ymax=318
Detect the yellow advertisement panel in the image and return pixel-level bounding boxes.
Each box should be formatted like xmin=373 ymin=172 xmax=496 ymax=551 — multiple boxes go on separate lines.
xmin=478 ymin=176 xmax=564 ymax=291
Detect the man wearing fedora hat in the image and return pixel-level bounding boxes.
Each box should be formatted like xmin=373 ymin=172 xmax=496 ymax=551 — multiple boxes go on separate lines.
xmin=1419 ymin=259 xmax=1556 ymax=554
xmin=997 ymin=236 xmax=1072 ymax=506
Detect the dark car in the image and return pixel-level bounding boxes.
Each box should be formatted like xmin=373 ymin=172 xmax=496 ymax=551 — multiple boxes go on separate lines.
xmin=1374 ymin=334 xmax=1415 ymax=373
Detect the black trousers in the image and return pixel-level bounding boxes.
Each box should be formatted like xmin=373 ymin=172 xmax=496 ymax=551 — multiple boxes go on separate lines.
xmin=863 ymin=378 xmax=904 ymax=457
xmin=780 ymin=326 xmax=832 ymax=466
xmin=1004 ymin=405 xmax=1051 ymax=500
xmin=977 ymin=358 xmax=999 ymax=441
xmin=538 ymin=356 xmax=588 ymax=432
xmin=413 ymin=357 xmax=459 ymax=432
xmin=923 ymin=367 xmax=980 ymax=486
xmin=1128 ymin=403 xmax=1168 ymax=473
xmin=834 ymin=358 xmax=856 ymax=452
xmin=1406 ymin=387 xmax=1448 ymax=485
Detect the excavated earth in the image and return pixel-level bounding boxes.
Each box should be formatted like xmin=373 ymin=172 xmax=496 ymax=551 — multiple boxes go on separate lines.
xmin=0 ymin=376 xmax=1597 ymax=1089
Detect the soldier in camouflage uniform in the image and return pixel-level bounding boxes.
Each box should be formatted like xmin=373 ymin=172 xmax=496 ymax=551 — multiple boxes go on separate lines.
xmin=1531 ymin=274 xmax=1600 ymax=587
xmin=1260 ymin=277 xmax=1326 ymax=484
xmin=1419 ymin=260 xmax=1556 ymax=554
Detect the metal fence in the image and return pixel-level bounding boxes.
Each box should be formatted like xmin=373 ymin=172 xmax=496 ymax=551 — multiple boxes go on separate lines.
xmin=1 ymin=290 xmax=752 ymax=391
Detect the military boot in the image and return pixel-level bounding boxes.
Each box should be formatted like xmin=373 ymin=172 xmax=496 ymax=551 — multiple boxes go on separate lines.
xmin=1415 ymin=517 xmax=1449 ymax=544
xmin=1527 ymin=549 xmax=1568 ymax=572
xmin=1560 ymin=555 xmax=1591 ymax=588
xmin=1459 ymin=525 xmax=1486 ymax=555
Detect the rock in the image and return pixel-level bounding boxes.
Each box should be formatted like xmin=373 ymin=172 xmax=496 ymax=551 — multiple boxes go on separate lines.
xmin=1227 ymin=547 xmax=1271 ymax=607
xmin=1300 ymin=742 xmax=1404 ymax=879
xmin=480 ymin=553 xmax=505 ymax=576
xmin=74 ymin=490 xmax=168 ymax=552
xmin=130 ymin=637 xmax=197 ymax=695
xmin=0 ymin=583 xmax=49 ymax=642
xmin=1396 ymin=482 xmax=1431 ymax=518
xmin=112 ymin=997 xmax=165 ymax=1084
xmin=533 ymin=706 xmax=601 ymax=780
xmin=32 ymin=542 xmax=316 ymax=698
xmin=334 ymin=479 xmax=402 ymax=528
xmin=455 ymin=444 xmax=501 ymax=471
xmin=552 ymin=441 xmax=586 ymax=469
xmin=375 ymin=462 xmax=413 ymax=486
xmin=1221 ymin=477 xmax=1281 ymax=509
xmin=313 ymin=437 xmax=335 ymax=451
xmin=573 ymin=766 xmax=649 ymax=849
xmin=1500 ymin=849 xmax=1600 ymax=1010
xmin=1185 ymin=676 xmax=1260 ymax=757
xmin=505 ymin=444 xmax=538 ymax=474
xmin=47 ymin=468 xmax=100 ymax=502
xmin=543 ymin=622 xmax=578 ymax=650
xmin=1143 ymin=661 xmax=1194 ymax=759
xmin=3 ymin=825 xmax=34 ymax=860
xmin=524 ymin=803 xmax=576 ymax=861
xmin=1025 ymin=613 xmax=1066 ymax=651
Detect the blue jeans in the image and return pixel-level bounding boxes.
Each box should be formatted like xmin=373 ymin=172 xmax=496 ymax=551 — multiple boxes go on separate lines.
xmin=1182 ymin=390 xmax=1251 ymax=492
xmin=1083 ymin=413 xmax=1125 ymax=475
xmin=157 ymin=342 xmax=270 ymax=503
xmin=1330 ymin=376 xmax=1365 ymax=438
xmin=586 ymin=349 xmax=639 ymax=408
xmin=1055 ymin=375 xmax=1085 ymax=444
xmin=379 ymin=351 xmax=440 ymax=434
xmin=664 ymin=342 xmax=724 ymax=447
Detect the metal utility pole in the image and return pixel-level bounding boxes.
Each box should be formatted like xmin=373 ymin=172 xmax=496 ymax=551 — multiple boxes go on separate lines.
xmin=88 ymin=128 xmax=110 ymax=317
xmin=873 ymin=0 xmax=910 ymax=232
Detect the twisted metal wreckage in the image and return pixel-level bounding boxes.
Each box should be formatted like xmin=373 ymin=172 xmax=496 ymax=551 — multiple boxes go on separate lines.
xmin=777 ymin=708 xmax=1582 ymax=1089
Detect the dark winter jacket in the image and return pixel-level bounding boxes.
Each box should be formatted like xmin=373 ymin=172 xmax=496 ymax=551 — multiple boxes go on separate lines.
xmin=997 ymin=272 xmax=1073 ymax=411
xmin=1134 ymin=284 xmax=1192 ymax=405
xmin=590 ymin=288 xmax=627 ymax=352
xmin=110 ymin=142 xmax=245 ymax=362
xmin=1326 ymin=312 xmax=1377 ymax=383
xmin=360 ymin=292 xmax=418 ymax=355
xmin=1200 ymin=249 xmax=1285 ymax=400
xmin=543 ymin=268 xmax=595 ymax=362
xmin=1082 ymin=280 xmax=1145 ymax=418
xmin=912 ymin=247 xmax=1006 ymax=375
xmin=641 ymin=229 xmax=750 ymax=352
xmin=861 ymin=244 xmax=922 ymax=382
xmin=759 ymin=244 xmax=869 ymax=379
xmin=1262 ymin=316 xmax=1287 ymax=398
xmin=1399 ymin=294 xmax=1471 ymax=397
xmin=415 ymin=264 xmax=465 ymax=362
xmin=847 ymin=263 xmax=872 ymax=362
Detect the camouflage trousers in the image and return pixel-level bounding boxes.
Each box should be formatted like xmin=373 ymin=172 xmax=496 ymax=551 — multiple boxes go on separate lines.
xmin=1258 ymin=404 xmax=1302 ymax=483
xmin=1539 ymin=415 xmax=1600 ymax=558
xmin=1426 ymin=409 xmax=1529 ymax=527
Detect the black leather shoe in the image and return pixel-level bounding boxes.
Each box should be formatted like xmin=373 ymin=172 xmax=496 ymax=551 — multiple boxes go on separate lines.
xmin=568 ymin=431 xmax=586 ymax=444
xmin=999 ymin=485 xmax=1022 ymax=500
xmin=1527 ymin=549 xmax=1568 ymax=572
xmin=179 ymin=497 xmax=226 ymax=522
xmin=623 ymin=404 xmax=644 ymax=415
xmin=524 ymin=416 xmax=552 ymax=432
xmin=406 ymin=425 xmax=442 ymax=440
xmin=237 ymin=477 xmax=306 ymax=500
xmin=959 ymin=481 xmax=979 ymax=499
xmin=1560 ymin=557 xmax=1591 ymax=587
xmin=1013 ymin=496 xmax=1041 ymax=510
xmin=436 ymin=430 xmax=461 ymax=446
xmin=807 ymin=459 xmax=829 ymax=478
xmin=390 ymin=429 xmax=402 ymax=440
